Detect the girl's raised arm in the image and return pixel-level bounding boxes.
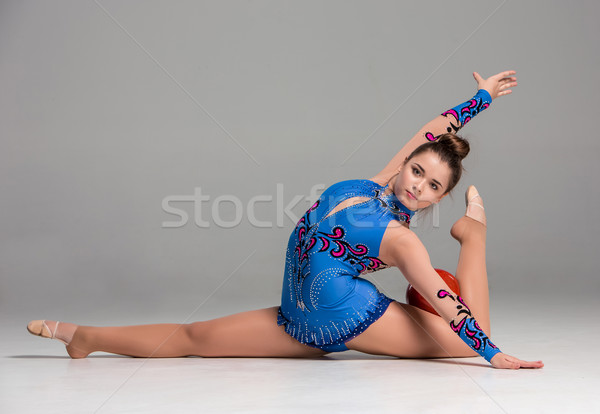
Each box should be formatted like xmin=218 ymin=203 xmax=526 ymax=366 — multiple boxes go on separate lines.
xmin=392 ymin=230 xmax=543 ymax=369
xmin=372 ymin=71 xmax=516 ymax=180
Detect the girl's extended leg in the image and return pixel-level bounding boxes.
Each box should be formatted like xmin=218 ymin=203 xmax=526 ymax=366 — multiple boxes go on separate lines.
xmin=31 ymin=307 xmax=328 ymax=359
xmin=345 ymin=186 xmax=490 ymax=358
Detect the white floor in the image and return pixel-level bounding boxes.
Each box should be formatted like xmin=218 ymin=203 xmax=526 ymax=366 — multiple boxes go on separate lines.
xmin=1 ymin=293 xmax=598 ymax=414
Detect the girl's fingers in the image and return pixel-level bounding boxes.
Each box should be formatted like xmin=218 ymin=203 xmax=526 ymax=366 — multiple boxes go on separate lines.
xmin=495 ymin=354 xmax=543 ymax=369
xmin=499 ymin=79 xmax=516 ymax=88
xmin=524 ymin=360 xmax=544 ymax=367
xmin=491 ymin=71 xmax=516 ymax=81
xmin=514 ymin=358 xmax=544 ymax=369
xmin=500 ymin=82 xmax=517 ymax=90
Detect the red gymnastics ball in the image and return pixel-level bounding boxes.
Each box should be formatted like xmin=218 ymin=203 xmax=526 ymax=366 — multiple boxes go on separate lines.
xmin=405 ymin=269 xmax=461 ymax=316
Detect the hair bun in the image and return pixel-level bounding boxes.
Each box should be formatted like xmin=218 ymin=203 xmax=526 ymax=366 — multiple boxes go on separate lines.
xmin=436 ymin=133 xmax=470 ymax=161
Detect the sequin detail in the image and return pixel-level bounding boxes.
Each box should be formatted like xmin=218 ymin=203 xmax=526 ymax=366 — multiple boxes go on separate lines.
xmin=277 ymin=289 xmax=394 ymax=349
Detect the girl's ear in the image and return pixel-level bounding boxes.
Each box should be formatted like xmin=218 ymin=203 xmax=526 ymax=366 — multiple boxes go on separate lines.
xmin=397 ymin=157 xmax=409 ymax=172
xmin=437 ymin=193 xmax=449 ymax=203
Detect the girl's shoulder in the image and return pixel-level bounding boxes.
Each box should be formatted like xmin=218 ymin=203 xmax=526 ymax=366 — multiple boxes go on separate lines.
xmin=385 ymin=220 xmax=414 ymax=240
xmin=380 ymin=221 xmax=419 ymax=268
xmin=368 ymin=174 xmax=393 ymax=187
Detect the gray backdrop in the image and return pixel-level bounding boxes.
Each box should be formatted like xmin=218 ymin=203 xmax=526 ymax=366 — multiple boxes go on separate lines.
xmin=2 ymin=0 xmax=598 ymax=325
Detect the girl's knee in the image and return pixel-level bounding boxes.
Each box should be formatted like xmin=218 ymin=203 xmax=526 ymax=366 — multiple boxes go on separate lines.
xmin=184 ymin=321 xmax=208 ymax=344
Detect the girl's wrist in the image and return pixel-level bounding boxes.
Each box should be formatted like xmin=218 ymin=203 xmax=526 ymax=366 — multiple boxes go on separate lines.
xmin=476 ymin=88 xmax=492 ymax=103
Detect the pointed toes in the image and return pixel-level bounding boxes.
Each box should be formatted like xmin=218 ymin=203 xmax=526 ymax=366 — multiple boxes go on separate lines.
xmin=27 ymin=320 xmax=44 ymax=336
xmin=27 ymin=320 xmax=50 ymax=338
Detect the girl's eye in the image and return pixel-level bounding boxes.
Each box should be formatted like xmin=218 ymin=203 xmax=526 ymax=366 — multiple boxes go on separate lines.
xmin=431 ymin=183 xmax=438 ymax=190
xmin=412 ymin=168 xmax=420 ymax=175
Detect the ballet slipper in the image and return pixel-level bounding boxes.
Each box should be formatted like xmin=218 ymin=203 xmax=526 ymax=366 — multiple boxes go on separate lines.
xmin=465 ymin=185 xmax=487 ymax=227
xmin=27 ymin=320 xmax=69 ymax=345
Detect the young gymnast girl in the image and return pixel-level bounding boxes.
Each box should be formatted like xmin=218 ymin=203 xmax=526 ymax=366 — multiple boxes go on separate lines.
xmin=27 ymin=70 xmax=544 ymax=370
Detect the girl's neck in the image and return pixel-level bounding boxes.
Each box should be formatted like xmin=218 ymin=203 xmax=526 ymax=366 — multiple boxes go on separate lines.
xmin=382 ymin=172 xmax=400 ymax=196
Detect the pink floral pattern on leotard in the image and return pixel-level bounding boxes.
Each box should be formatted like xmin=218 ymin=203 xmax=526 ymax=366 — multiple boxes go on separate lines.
xmin=315 ymin=226 xmax=389 ymax=274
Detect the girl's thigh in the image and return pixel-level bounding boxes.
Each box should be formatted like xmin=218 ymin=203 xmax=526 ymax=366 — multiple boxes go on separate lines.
xmin=345 ymin=301 xmax=478 ymax=358
xmin=196 ymin=306 xmax=329 ymax=358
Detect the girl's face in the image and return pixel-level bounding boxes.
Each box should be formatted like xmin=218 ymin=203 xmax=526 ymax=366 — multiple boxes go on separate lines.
xmin=392 ymin=151 xmax=451 ymax=211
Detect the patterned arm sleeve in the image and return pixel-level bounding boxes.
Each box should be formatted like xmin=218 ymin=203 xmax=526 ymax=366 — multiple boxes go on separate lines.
xmin=436 ymin=289 xmax=501 ymax=362
xmin=395 ymin=232 xmax=502 ymax=363
xmin=425 ymin=88 xmax=493 ymax=142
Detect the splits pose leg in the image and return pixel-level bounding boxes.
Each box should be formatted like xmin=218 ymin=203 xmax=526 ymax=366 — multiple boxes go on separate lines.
xmin=28 ymin=310 xmax=328 ymax=359
xmin=30 ymin=308 xmax=328 ymax=359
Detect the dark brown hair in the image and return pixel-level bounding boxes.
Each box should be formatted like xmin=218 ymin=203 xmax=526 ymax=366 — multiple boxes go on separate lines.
xmin=403 ymin=133 xmax=470 ymax=195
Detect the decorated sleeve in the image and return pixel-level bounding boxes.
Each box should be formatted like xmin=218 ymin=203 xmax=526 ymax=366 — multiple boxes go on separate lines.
xmin=396 ymin=232 xmax=502 ymax=363
xmin=424 ymin=89 xmax=492 ymax=142
xmin=435 ymin=289 xmax=501 ymax=362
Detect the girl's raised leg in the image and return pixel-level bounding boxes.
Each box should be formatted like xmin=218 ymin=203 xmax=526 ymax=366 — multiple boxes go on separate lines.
xmin=449 ymin=185 xmax=490 ymax=335
xmin=27 ymin=307 xmax=328 ymax=359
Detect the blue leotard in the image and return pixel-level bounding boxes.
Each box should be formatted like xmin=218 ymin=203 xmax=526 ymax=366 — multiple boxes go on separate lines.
xmin=277 ymin=89 xmax=501 ymax=361
xmin=277 ymin=179 xmax=414 ymax=352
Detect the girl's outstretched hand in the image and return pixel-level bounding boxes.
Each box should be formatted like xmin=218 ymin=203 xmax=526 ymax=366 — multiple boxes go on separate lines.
xmin=490 ymin=352 xmax=544 ymax=369
xmin=473 ymin=70 xmax=517 ymax=100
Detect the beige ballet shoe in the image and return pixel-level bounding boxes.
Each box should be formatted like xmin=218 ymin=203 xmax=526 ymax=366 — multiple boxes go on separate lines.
xmin=465 ymin=185 xmax=487 ymax=227
xmin=27 ymin=320 xmax=68 ymax=345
